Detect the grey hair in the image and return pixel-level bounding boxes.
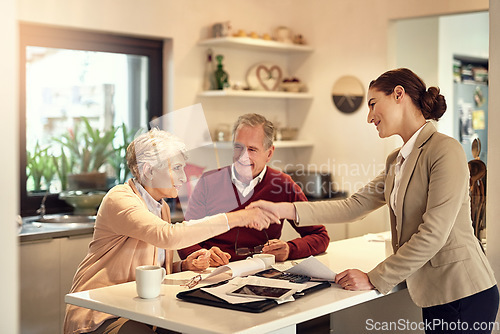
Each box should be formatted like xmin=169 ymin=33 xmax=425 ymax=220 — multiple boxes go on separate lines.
xmin=126 ymin=128 xmax=187 ymax=182
xmin=232 ymin=113 xmax=275 ymax=149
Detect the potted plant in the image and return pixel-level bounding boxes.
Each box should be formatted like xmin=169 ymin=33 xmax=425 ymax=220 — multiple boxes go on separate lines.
xmin=109 ymin=123 xmax=136 ymax=185
xmin=54 ymin=117 xmax=118 ymax=190
xmin=52 ymin=147 xmax=71 ymax=192
xmin=26 ymin=141 xmax=57 ymax=193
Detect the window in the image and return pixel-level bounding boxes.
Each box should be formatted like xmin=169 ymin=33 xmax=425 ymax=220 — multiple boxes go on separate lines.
xmin=20 ymin=23 xmax=164 ymax=216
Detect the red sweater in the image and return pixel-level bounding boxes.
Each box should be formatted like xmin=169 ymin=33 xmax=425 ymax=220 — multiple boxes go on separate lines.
xmin=178 ymin=166 xmax=330 ymax=261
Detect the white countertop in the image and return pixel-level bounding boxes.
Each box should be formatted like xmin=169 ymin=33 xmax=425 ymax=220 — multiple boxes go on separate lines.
xmin=66 ymin=232 xmax=399 ymax=334
xmin=19 ymin=211 xmax=185 ymax=242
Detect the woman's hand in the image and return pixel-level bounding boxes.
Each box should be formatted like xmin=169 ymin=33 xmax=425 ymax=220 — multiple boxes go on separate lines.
xmin=246 ymin=200 xmax=296 ymax=221
xmin=208 ymin=246 xmax=231 ymax=267
xmin=182 ymin=249 xmax=211 ymax=271
xmin=226 ymin=207 xmax=280 ymax=231
xmin=335 ymin=269 xmax=375 ymax=291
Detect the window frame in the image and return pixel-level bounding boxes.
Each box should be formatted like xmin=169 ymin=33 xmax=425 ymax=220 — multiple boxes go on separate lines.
xmin=19 ymin=23 xmax=164 ymax=216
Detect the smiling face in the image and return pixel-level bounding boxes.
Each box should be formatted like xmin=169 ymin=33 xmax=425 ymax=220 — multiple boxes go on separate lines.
xmin=143 ymin=153 xmax=187 ymax=200
xmin=233 ymin=124 xmax=274 ymax=181
xmin=366 ymin=87 xmax=404 ymax=139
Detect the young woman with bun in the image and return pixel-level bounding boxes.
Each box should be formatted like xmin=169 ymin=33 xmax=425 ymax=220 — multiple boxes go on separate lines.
xmin=249 ymin=68 xmax=499 ymax=333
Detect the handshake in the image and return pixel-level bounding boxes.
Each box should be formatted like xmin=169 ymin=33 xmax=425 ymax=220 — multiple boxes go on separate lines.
xmin=226 ymin=200 xmax=296 ymax=231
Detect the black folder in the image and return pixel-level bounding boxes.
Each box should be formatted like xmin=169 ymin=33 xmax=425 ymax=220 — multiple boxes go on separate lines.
xmin=176 ymin=280 xmax=330 ymax=313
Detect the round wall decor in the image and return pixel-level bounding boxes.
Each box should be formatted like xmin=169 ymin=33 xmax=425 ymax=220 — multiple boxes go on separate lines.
xmin=331 ymin=76 xmax=364 ymax=114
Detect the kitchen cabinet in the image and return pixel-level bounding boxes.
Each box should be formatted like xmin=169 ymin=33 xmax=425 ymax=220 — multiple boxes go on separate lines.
xmin=59 ymin=235 xmax=94 ymax=329
xmin=20 ymin=234 xmax=92 ymax=334
xmin=20 ymin=238 xmax=60 ymax=334
xmin=197 ymin=37 xmax=313 ymax=151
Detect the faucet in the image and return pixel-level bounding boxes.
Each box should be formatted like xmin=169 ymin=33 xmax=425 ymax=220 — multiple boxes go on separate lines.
xmin=36 ymin=190 xmax=48 ymax=219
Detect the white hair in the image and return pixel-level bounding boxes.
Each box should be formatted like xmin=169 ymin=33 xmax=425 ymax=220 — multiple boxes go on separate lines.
xmin=126 ymin=128 xmax=187 ymax=182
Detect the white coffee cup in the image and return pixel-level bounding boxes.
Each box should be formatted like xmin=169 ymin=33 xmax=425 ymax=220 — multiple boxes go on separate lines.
xmin=135 ymin=265 xmax=166 ymax=299
xmin=253 ymin=254 xmax=275 ymax=269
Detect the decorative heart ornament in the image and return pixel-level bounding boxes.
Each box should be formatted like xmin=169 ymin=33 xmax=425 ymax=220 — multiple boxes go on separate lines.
xmin=256 ymin=65 xmax=283 ymax=91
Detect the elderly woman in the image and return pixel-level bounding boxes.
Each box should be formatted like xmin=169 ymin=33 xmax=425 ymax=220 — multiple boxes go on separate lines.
xmin=64 ymin=129 xmax=277 ymax=334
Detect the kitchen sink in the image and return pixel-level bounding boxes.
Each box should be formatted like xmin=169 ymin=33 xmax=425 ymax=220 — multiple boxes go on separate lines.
xmin=20 ymin=214 xmax=96 ymax=238
xmin=22 ymin=222 xmax=92 ymax=231
xmin=34 ymin=214 xmax=96 ymax=224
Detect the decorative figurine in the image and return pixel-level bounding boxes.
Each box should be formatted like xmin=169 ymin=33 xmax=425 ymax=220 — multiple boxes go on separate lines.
xmin=293 ymin=34 xmax=306 ymax=45
xmin=212 ymin=21 xmax=232 ymax=38
xmin=203 ymin=49 xmax=216 ymax=90
xmin=275 ymin=26 xmax=292 ymax=43
xmin=234 ymin=29 xmax=247 ymax=37
xmin=214 ymin=54 xmax=229 ymax=90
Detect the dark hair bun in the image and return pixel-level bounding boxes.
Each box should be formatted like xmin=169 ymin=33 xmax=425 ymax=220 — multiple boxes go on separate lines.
xmin=420 ymin=86 xmax=447 ymax=121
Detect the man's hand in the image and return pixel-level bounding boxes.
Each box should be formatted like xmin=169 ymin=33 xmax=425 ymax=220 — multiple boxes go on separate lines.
xmin=227 ymin=208 xmax=280 ymax=231
xmin=262 ymin=239 xmax=289 ymax=262
xmin=183 ymin=249 xmax=211 ymax=271
xmin=208 ymin=246 xmax=231 ymax=267
xmin=335 ymin=269 xmax=375 ymax=291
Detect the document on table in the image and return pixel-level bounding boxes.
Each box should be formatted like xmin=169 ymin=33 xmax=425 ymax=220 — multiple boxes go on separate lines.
xmin=200 ymin=255 xmax=336 ymax=284
xmin=203 ymin=258 xmax=266 ymax=280
xmin=284 ymin=256 xmax=337 ymax=281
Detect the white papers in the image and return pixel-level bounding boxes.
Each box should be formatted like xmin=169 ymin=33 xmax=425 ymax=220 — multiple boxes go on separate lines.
xmin=202 ymin=255 xmax=337 ymax=282
xmin=285 ymin=256 xmax=337 ymax=281
xmin=271 ymin=262 xmax=294 ymax=272
xmin=204 ymin=258 xmax=266 ymax=280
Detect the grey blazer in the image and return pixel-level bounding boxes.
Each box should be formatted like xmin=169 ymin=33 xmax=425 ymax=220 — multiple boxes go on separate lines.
xmin=295 ymin=122 xmax=496 ymax=307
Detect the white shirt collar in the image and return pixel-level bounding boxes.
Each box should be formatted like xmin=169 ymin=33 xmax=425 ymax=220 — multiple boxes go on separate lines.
xmin=399 ymin=122 xmax=427 ymax=161
xmin=231 ymin=164 xmax=267 ymax=197
xmin=133 ymin=179 xmax=162 ymax=218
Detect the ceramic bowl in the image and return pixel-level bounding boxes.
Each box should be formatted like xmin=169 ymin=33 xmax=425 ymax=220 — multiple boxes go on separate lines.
xmin=59 ymin=190 xmax=106 ymax=215
xmin=281 ymin=82 xmax=302 ymax=93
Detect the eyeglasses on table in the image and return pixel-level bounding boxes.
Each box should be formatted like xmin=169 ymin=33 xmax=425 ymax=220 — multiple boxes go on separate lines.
xmin=235 ymin=228 xmax=270 ymax=257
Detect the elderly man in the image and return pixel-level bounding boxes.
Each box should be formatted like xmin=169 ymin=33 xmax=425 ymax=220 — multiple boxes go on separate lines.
xmin=178 ymin=113 xmax=329 ymax=266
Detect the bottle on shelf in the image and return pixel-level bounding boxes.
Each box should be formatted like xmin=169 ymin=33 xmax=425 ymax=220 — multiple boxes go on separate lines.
xmin=214 ymin=54 xmax=229 ymax=90
xmin=203 ymin=48 xmax=217 ymax=90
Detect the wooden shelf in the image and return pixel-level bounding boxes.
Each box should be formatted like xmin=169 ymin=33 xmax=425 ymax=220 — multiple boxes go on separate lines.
xmin=198 ymin=37 xmax=313 ymax=54
xmin=209 ymin=141 xmax=313 ymax=149
xmin=198 ymin=90 xmax=312 ymax=99
xmin=198 ymin=37 xmax=314 ymax=152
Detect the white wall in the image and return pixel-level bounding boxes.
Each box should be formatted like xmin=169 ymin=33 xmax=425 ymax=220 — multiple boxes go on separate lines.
xmin=0 ymin=0 xmax=19 ymax=332
xmin=391 ymin=16 xmax=440 ymax=87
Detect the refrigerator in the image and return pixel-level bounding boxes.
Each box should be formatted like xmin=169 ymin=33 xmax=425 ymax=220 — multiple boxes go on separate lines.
xmin=454 ymin=82 xmax=488 ymax=164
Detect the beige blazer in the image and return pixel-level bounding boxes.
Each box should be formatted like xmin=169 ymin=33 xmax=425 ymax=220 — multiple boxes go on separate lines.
xmin=295 ymin=122 xmax=496 ymax=307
